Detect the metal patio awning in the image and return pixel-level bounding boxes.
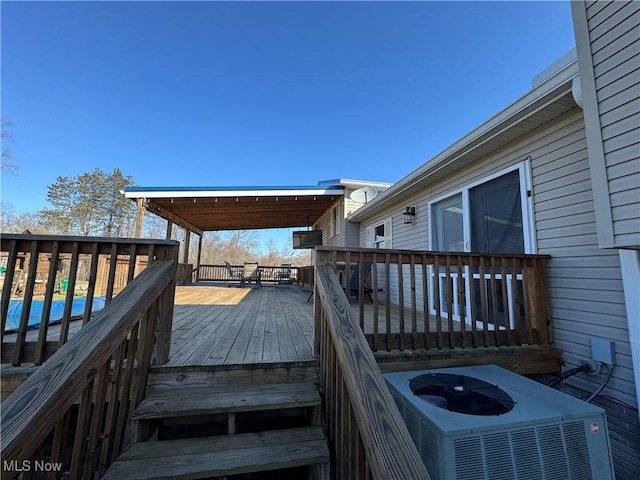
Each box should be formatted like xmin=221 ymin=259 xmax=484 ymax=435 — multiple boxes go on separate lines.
xmin=123 ymin=185 xmax=345 ymax=234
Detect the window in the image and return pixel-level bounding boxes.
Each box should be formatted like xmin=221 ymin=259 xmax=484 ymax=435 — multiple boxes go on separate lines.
xmin=432 ymin=194 xmax=464 ymax=251
xmin=469 ymin=170 xmax=524 ymax=253
xmin=429 ymin=163 xmax=533 ymax=254
xmin=330 ymin=204 xmax=340 ymax=237
xmin=367 ymin=218 xmax=392 ymax=249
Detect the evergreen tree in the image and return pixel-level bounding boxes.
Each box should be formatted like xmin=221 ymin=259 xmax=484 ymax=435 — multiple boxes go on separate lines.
xmin=40 ymin=168 xmax=135 ymax=236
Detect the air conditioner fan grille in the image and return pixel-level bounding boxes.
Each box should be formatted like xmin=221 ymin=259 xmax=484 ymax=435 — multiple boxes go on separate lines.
xmin=409 ymin=373 xmax=516 ymax=415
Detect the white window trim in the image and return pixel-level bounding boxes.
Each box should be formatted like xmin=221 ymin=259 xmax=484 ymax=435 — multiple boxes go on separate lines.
xmin=366 ymin=217 xmax=392 ymax=249
xmin=427 ymin=159 xmax=535 ymax=254
xmin=330 ymin=203 xmax=341 ymax=238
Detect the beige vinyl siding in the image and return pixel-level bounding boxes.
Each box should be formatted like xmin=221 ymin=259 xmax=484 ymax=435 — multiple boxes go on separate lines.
xmin=587 ymin=0 xmax=640 ymax=248
xmin=526 ymin=109 xmax=633 ymax=407
xmin=344 ymin=220 xmax=360 ymax=248
xmin=315 ymin=198 xmax=345 ymax=247
xmin=359 ymin=107 xmax=636 ymax=407
xmin=344 ymin=194 xmax=365 ymax=248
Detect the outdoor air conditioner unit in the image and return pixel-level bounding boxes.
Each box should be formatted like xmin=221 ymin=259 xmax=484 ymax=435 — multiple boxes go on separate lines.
xmin=384 ymin=365 xmax=615 ymax=480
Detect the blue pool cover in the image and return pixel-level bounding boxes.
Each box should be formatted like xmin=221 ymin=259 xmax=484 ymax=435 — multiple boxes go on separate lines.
xmin=4 ymin=296 xmax=106 ymax=333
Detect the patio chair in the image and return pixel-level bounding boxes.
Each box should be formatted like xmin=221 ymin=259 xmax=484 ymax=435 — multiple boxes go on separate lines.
xmin=349 ymin=262 xmax=374 ymax=302
xmin=225 ymin=261 xmax=245 ymax=287
xmin=243 ymin=262 xmax=262 ymax=288
xmin=276 ymin=264 xmax=292 ymax=285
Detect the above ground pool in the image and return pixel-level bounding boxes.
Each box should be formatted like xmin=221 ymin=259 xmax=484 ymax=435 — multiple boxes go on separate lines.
xmin=4 ymin=296 xmax=106 ymax=333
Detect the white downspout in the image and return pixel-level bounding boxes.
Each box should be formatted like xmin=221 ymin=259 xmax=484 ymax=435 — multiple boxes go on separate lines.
xmin=619 ymin=249 xmax=640 ymax=422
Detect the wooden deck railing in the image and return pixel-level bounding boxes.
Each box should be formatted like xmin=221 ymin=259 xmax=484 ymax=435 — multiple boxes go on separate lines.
xmin=315 ymin=247 xmax=551 ymax=352
xmin=314 ymin=262 xmax=430 ymax=479
xmin=0 ymin=260 xmax=177 ymax=479
xmin=1 ymin=234 xmax=179 ymax=366
xmin=196 ymin=263 xmax=300 ymax=284
xmin=297 ymin=265 xmax=314 ymax=286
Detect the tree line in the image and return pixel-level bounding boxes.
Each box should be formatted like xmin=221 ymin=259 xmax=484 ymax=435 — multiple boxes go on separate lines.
xmin=1 ymin=167 xmax=307 ymax=267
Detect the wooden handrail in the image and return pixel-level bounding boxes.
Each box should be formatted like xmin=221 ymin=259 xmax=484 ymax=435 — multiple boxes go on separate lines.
xmin=315 ymin=245 xmax=552 ymax=260
xmin=315 ymin=264 xmax=430 ymax=479
xmin=0 ymin=260 xmax=176 ymax=475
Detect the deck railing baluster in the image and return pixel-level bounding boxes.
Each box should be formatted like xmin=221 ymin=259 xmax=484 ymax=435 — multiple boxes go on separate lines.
xmin=34 ymin=241 xmax=60 ymax=365
xmin=445 ymin=255 xmax=454 ymax=348
xmin=398 ymin=253 xmax=405 ymax=351
xmin=1 ymin=239 xmax=20 ymax=339
xmin=410 ymin=255 xmax=417 ymax=350
xmin=59 ymin=241 xmax=80 ymax=347
xmin=434 ymin=254 xmax=442 ymax=349
xmin=83 ymin=242 xmax=100 ymax=324
xmin=384 ymin=253 xmax=391 ymax=351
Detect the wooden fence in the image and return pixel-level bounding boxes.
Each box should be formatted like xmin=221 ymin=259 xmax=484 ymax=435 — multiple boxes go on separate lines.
xmin=95 ymin=257 xmax=148 ymax=294
xmin=0 ymin=260 xmax=178 ymax=479
xmin=314 ymin=263 xmax=430 ymax=479
xmin=1 ymin=234 xmax=179 ymax=366
xmin=315 ymin=247 xmax=551 ymax=353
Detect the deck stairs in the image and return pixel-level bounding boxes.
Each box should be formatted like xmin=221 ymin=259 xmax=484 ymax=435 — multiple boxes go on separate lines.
xmin=103 ymin=361 xmax=330 ymax=480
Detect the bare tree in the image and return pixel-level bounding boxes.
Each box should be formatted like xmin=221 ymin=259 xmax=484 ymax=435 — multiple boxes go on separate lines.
xmin=1 ymin=118 xmax=20 ymax=175
xmin=0 ymin=203 xmax=44 ymax=233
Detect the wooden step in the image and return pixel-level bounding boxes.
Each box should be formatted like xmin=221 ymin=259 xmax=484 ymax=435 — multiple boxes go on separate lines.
xmin=132 ymin=381 xmax=321 ymax=420
xmin=103 ymin=426 xmax=329 ymax=480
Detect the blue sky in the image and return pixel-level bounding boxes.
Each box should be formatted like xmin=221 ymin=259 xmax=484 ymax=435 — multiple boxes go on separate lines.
xmin=1 ymin=1 xmax=576 ymax=247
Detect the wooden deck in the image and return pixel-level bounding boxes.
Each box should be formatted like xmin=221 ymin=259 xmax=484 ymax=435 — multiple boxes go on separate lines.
xmin=166 ymin=283 xmax=315 ymax=367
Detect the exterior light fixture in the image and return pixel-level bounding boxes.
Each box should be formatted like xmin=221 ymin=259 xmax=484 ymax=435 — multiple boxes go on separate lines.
xmin=403 ymin=206 xmax=416 ymax=224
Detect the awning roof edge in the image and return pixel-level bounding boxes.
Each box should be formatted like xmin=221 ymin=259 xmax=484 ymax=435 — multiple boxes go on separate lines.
xmin=124 ymin=186 xmax=344 ymax=199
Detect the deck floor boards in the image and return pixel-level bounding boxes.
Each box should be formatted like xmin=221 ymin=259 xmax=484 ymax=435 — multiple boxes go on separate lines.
xmin=164 ymin=284 xmax=315 ymax=367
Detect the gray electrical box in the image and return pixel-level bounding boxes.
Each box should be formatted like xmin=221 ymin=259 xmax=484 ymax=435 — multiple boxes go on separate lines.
xmin=591 ymin=337 xmax=616 ymax=365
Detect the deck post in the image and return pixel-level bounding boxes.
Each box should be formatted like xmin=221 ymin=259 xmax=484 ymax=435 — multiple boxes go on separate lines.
xmin=313 ymin=251 xmax=331 ymax=357
xmin=165 ymin=219 xmax=173 ymax=240
xmin=135 ymin=198 xmax=145 ymax=238
xmin=154 ymin=245 xmax=178 ymax=365
xmin=196 ymin=234 xmax=203 ymax=282
xmin=182 ymin=230 xmax=191 ymax=264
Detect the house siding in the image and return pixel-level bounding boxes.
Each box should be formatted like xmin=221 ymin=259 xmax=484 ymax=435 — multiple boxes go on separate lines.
xmin=578 ymin=0 xmax=640 ymax=249
xmin=531 ymin=111 xmax=635 ymax=408
xmin=314 ymin=198 xmax=345 ymax=248
xmin=344 ymin=193 xmax=365 ymax=248
xmin=359 ymin=108 xmax=636 ymax=409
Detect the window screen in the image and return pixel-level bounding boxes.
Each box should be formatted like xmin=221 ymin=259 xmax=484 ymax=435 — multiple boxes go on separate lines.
xmin=469 ymin=170 xmax=524 ymax=254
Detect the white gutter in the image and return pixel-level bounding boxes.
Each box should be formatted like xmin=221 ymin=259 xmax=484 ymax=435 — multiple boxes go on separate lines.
xmin=319 ymin=178 xmax=393 ymax=190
